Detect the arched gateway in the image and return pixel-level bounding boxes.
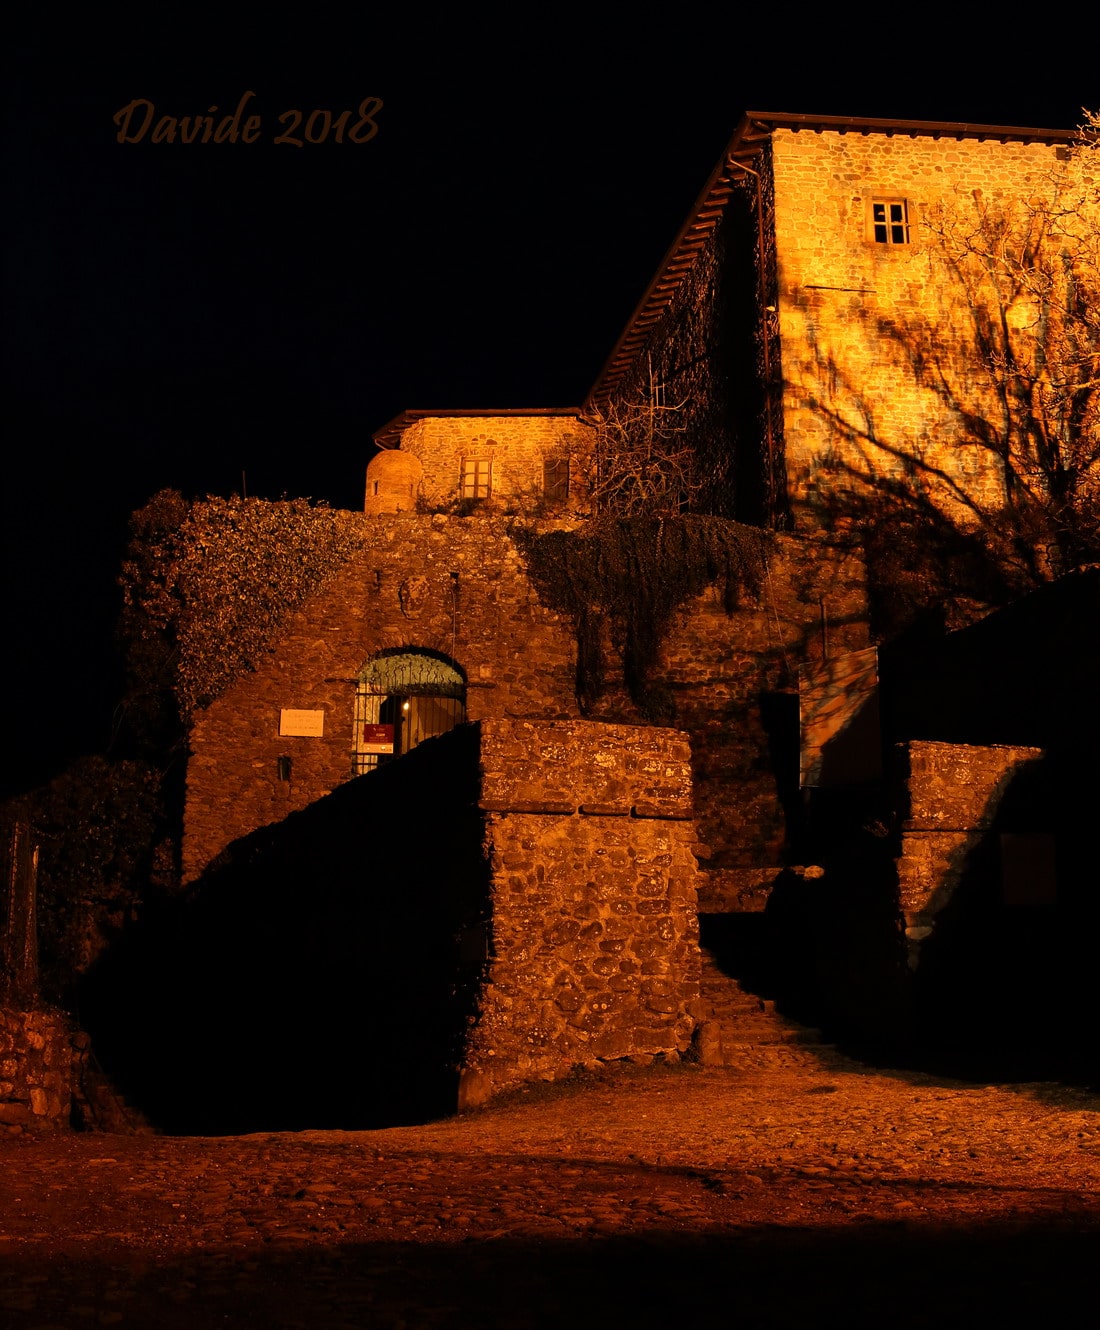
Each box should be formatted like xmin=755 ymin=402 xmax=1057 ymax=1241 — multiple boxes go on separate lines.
xmin=352 ymin=650 xmax=467 ymax=774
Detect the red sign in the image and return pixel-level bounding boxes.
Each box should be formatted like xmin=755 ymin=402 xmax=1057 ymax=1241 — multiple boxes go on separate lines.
xmin=360 ymin=723 xmax=394 ymax=755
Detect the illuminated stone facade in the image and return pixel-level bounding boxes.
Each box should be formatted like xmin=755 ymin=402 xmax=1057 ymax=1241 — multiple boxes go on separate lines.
xmin=373 ymin=411 xmax=591 ymax=513
xmin=183 ymin=513 xmax=578 ymax=881
xmin=588 ymin=113 xmax=1086 ymax=532
xmin=183 ymin=515 xmax=867 ymax=881
xmin=770 ymin=128 xmax=1073 ymax=525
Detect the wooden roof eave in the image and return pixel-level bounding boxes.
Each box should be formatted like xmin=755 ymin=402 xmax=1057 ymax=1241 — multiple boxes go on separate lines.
xmin=583 ymin=117 xmax=771 ymax=413
xmin=583 ymin=110 xmax=1076 ymax=412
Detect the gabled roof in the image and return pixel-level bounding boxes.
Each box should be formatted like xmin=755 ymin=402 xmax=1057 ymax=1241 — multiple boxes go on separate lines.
xmin=584 ymin=111 xmax=1078 ymax=412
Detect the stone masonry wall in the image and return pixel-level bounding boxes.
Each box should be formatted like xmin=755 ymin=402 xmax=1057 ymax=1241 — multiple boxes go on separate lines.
xmin=896 ymin=740 xmax=1043 ymax=968
xmin=769 ymin=129 xmax=1072 ymax=527
xmin=184 ymin=514 xmax=867 ymax=883
xmin=648 ymin=534 xmax=869 ymax=871
xmin=397 ymin=415 xmax=591 ymax=512
xmin=0 ymin=1007 xmax=71 ymax=1133
xmin=134 ymin=719 xmax=701 ymax=1123
xmin=183 ymin=513 xmax=579 ymax=880
xmin=460 ymin=720 xmax=701 ymax=1105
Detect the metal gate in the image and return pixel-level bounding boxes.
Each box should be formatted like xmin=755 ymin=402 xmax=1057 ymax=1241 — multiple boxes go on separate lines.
xmin=352 ymin=652 xmax=466 ymax=775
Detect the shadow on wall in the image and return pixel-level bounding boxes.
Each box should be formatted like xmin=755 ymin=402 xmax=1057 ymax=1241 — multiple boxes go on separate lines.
xmin=761 ymin=802 xmax=910 ymax=1054
xmin=752 ymin=749 xmax=1100 ymax=1084
xmin=912 ymin=751 xmax=1100 ymax=1084
xmin=79 ymin=726 xmax=489 ymax=1135
xmin=879 ymin=568 xmax=1100 ymax=751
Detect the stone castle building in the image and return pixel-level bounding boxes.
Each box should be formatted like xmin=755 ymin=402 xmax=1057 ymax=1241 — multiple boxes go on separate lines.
xmin=14 ymin=112 xmax=1086 ymax=1130
xmin=596 ymin=112 xmax=1091 ymax=530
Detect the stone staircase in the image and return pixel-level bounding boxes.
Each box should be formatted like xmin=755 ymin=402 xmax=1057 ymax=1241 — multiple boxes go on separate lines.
xmin=72 ymin=1035 xmax=156 ymax=1134
xmin=693 ymin=949 xmax=835 ymax=1070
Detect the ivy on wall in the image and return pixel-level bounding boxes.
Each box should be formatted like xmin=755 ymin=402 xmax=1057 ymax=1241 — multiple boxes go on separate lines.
xmin=516 ymin=515 xmax=769 ymax=720
xmin=0 ymin=495 xmax=363 ymax=1008
xmin=119 ymin=492 xmax=362 ymax=724
xmin=2 ymin=757 xmax=166 ymax=1005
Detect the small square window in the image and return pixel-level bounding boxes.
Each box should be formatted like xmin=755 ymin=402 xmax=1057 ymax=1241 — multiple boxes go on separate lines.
xmin=460 ymin=458 xmax=491 ymax=500
xmin=870 ymin=198 xmax=910 ymax=246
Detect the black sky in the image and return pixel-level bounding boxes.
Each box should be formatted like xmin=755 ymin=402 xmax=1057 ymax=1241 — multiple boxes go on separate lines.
xmin=2 ymin=16 xmax=1090 ymax=795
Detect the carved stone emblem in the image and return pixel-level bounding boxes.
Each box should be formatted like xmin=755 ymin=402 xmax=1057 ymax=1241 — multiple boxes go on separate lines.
xmin=398 ymin=575 xmax=429 ymax=619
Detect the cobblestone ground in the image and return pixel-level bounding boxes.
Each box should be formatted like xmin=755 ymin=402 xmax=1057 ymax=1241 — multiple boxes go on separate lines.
xmin=2 ymin=1043 xmax=1099 ymax=1328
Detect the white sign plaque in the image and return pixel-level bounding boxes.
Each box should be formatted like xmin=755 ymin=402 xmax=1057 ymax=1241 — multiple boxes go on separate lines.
xmin=279 ymin=709 xmax=325 ymax=737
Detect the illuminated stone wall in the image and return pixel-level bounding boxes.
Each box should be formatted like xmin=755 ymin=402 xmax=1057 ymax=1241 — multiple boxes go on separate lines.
xmin=769 ymin=128 xmax=1071 ymax=526
xmin=459 ymin=719 xmax=700 ymax=1104
xmin=0 ymin=1008 xmax=71 ymax=1133
xmin=895 ymin=740 xmax=1043 ymax=969
xmin=394 ymin=414 xmax=591 ymax=511
xmin=183 ymin=514 xmax=867 ymax=883
xmin=183 ymin=513 xmax=579 ymax=880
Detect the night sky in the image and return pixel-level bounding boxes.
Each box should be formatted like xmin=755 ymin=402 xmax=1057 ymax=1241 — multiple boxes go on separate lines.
xmin=2 ymin=18 xmax=1089 ymax=796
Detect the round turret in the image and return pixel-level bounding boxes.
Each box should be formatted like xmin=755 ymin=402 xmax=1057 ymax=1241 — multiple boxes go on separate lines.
xmin=364 ymin=449 xmax=423 ymax=514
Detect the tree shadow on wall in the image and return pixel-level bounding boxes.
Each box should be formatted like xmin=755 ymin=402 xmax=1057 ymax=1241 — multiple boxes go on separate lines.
xmin=785 ymin=161 xmax=1099 ymax=635
xmin=79 ymin=725 xmax=490 ymax=1135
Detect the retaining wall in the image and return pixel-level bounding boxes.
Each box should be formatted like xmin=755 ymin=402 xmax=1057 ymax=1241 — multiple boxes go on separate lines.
xmin=0 ymin=1007 xmax=71 ymax=1133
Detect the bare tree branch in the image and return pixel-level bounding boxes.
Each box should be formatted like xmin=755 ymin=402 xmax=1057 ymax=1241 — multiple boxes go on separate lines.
xmin=575 ymin=360 xmax=701 ymax=515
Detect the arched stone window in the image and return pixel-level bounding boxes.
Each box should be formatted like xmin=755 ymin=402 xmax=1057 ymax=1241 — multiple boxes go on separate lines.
xmin=352 ymin=650 xmax=466 ymax=775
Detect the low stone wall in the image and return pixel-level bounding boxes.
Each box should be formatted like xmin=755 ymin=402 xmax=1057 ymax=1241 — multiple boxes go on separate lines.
xmin=896 ymin=741 xmax=1043 ymax=968
xmin=0 ymin=1007 xmax=71 ymax=1133
xmin=94 ymin=719 xmax=703 ymax=1129
xmin=461 ymin=721 xmax=701 ymax=1105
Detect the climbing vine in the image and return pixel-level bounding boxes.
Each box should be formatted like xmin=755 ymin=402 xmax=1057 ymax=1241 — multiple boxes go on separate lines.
xmin=119 ymin=492 xmax=362 ymax=723
xmin=2 ymin=758 xmax=167 ymax=1004
xmin=516 ymin=515 xmax=769 ymax=719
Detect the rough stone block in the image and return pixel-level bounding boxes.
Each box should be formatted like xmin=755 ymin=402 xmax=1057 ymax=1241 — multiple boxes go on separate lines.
xmin=479 ymin=719 xmax=694 ymax=819
xmin=903 ymin=741 xmax=1043 ymax=831
xmin=896 ymin=830 xmax=976 ymax=917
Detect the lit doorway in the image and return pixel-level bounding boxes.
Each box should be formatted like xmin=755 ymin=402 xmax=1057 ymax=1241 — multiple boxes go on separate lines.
xmin=353 ymin=651 xmax=466 ymax=775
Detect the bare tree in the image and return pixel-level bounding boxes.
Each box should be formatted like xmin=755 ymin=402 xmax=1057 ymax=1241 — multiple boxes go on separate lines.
xmin=916 ymin=109 xmax=1100 ymax=576
xmin=577 ymin=360 xmax=700 ymax=515
xmin=797 ymin=111 xmax=1099 ymax=625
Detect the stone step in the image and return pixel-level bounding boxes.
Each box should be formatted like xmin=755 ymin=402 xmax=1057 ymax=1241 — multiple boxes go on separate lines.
xmin=716 ymin=1026 xmax=827 ymax=1047
xmin=74 ymin=1049 xmax=156 ymax=1135
xmin=700 ymin=1001 xmax=777 ymax=1019
xmin=695 ymin=949 xmax=830 ymax=1067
